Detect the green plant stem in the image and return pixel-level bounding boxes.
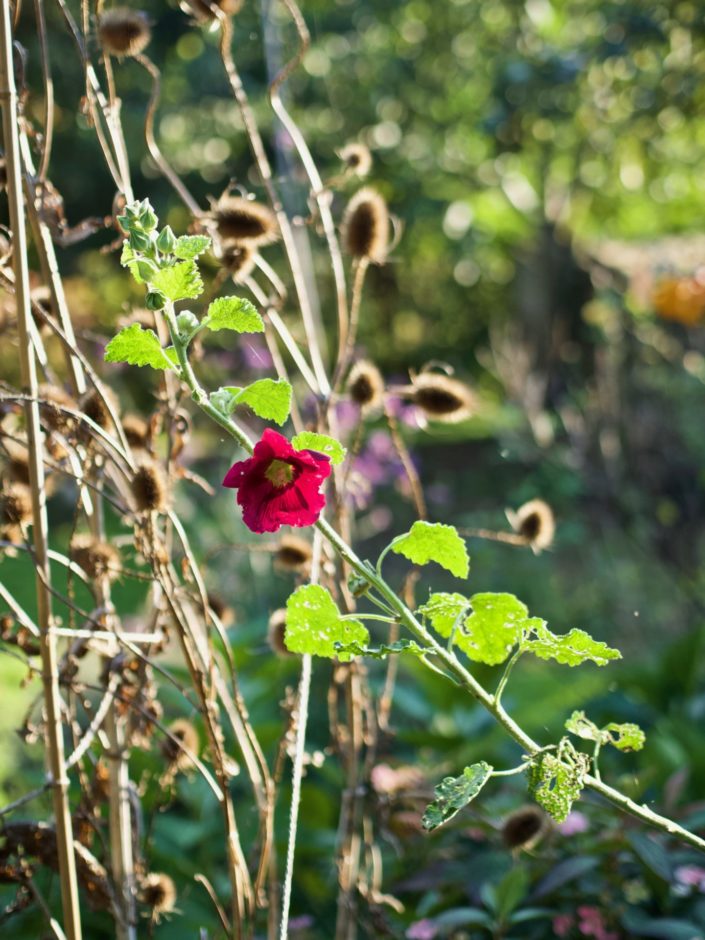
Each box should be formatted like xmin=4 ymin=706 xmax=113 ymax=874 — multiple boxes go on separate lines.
xmin=165 ymin=302 xmax=705 ymax=857
xmin=494 ymin=648 xmax=523 ymax=707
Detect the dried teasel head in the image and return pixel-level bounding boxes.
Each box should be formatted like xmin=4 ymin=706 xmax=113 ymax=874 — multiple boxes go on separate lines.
xmin=274 ymin=534 xmax=313 ymax=573
xmin=217 ymin=241 xmax=256 ymax=284
xmin=161 ymin=718 xmax=199 ymax=771
xmin=506 ymin=499 xmax=555 ymax=554
xmin=501 ymin=805 xmax=550 ymax=851
xmin=37 ymin=384 xmax=77 ymax=435
xmin=210 ymin=196 xmax=278 ymax=248
xmin=139 ymin=872 xmax=177 ymax=919
xmin=267 ymin=608 xmax=294 ymax=657
xmin=70 ymin=535 xmax=122 ymax=583
xmin=97 ymin=8 xmax=151 ymax=57
xmin=181 ymin=0 xmax=243 ymax=22
xmin=206 ymin=591 xmax=235 ymax=627
xmin=346 ymin=360 xmax=384 ymax=410
xmin=338 ymin=142 xmax=372 ymax=178
xmin=341 ymin=187 xmax=390 ymax=264
xmin=1 ymin=438 xmax=31 ymax=486
xmin=79 ymin=387 xmax=117 ymax=434
xmin=131 ymin=462 xmax=167 ymax=513
xmin=408 ymin=372 xmax=475 ymax=424
xmin=1 ymin=483 xmax=32 ymax=527
xmin=121 ymin=414 xmax=150 ymax=451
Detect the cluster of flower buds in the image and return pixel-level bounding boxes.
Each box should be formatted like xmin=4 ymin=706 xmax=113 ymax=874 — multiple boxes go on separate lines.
xmin=115 ymin=199 xmax=173 ymax=311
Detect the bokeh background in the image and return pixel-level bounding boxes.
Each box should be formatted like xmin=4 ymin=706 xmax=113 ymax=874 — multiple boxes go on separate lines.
xmin=3 ymin=1 xmax=705 ymax=937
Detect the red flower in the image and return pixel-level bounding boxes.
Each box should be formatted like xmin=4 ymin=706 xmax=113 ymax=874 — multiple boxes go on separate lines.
xmin=223 ymin=429 xmax=332 ymax=533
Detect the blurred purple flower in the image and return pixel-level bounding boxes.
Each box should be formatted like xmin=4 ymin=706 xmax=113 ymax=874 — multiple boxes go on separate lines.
xmin=334 ymin=400 xmax=360 ymax=434
xmin=675 ymin=865 xmax=705 ymax=892
xmin=406 ymin=920 xmax=438 ymax=940
xmin=288 ymin=914 xmax=314 ymax=931
xmin=241 ymin=339 xmax=273 ymax=371
xmin=386 ymin=393 xmax=421 ymax=428
xmin=558 ymin=810 xmax=589 ymax=836
xmin=576 ymin=906 xmax=618 ymax=940
xmin=553 ymin=913 xmax=574 ymax=937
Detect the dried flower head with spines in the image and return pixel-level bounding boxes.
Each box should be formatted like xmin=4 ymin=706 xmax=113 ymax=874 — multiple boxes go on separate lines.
xmin=80 ymin=387 xmax=116 ymax=434
xmin=501 ymin=805 xmax=549 ymax=850
xmin=70 ymin=535 xmax=122 ymax=583
xmin=267 ymin=608 xmax=295 ymax=657
xmin=121 ymin=414 xmax=150 ymax=450
xmin=274 ymin=534 xmax=313 ymax=572
xmin=97 ymin=8 xmax=151 ymax=57
xmin=506 ymin=499 xmax=555 ymax=554
xmin=207 ymin=592 xmax=235 ymax=627
xmin=338 ymin=142 xmax=373 ymax=178
xmin=162 ymin=719 xmax=200 ymax=771
xmin=218 ymin=241 xmax=256 ymax=284
xmin=210 ymin=196 xmax=278 ymax=248
xmin=409 ymin=372 xmax=475 ymax=424
xmin=341 ymin=187 xmax=390 ymax=264
xmin=37 ymin=384 xmax=77 ymax=434
xmin=1 ymin=483 xmax=32 ymax=527
xmin=131 ymin=462 xmax=167 ymax=513
xmin=346 ymin=360 xmax=384 ymax=410
xmin=139 ymin=872 xmax=177 ymax=919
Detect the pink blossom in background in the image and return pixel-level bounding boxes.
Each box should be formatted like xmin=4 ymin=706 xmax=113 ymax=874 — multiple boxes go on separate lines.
xmin=553 ymin=913 xmax=574 ymax=937
xmin=558 ymin=810 xmax=590 ymax=836
xmin=406 ymin=919 xmax=438 ymax=940
xmin=675 ymin=865 xmax=705 ymax=892
xmin=577 ymin=905 xmax=619 ymax=940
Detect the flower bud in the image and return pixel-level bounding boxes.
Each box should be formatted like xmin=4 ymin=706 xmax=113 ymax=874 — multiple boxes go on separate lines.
xmin=129 ymin=229 xmax=151 ymax=252
xmin=135 ymin=259 xmax=158 ymax=281
xmin=210 ymin=388 xmax=234 ymax=415
xmin=156 ymin=225 xmax=177 ymax=254
xmin=140 ymin=205 xmax=158 ymax=231
xmin=146 ymin=290 xmax=167 ymax=311
xmin=176 ymin=310 xmax=199 ymax=336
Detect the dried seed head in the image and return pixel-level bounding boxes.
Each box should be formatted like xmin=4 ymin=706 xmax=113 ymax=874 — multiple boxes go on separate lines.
xmin=218 ymin=241 xmax=256 ymax=284
xmin=2 ymin=439 xmax=30 ymax=485
xmin=139 ymin=872 xmax=177 ymax=918
xmin=501 ymin=805 xmax=549 ymax=850
xmin=121 ymin=414 xmax=150 ymax=450
xmin=346 ymin=360 xmax=384 ymax=410
xmin=267 ymin=608 xmax=295 ymax=657
xmin=97 ymin=8 xmax=151 ymax=57
xmin=131 ymin=462 xmax=167 ymax=513
xmin=162 ymin=719 xmax=199 ymax=770
xmin=70 ymin=535 xmax=122 ymax=583
xmin=182 ymin=0 xmax=243 ymax=22
xmin=211 ymin=196 xmax=278 ymax=248
xmin=37 ymin=384 xmax=77 ymax=434
xmin=409 ymin=373 xmax=475 ymax=423
xmin=207 ymin=592 xmax=235 ymax=627
xmin=341 ymin=187 xmax=389 ymax=263
xmin=274 ymin=534 xmax=312 ymax=572
xmin=79 ymin=388 xmax=115 ymax=433
xmin=338 ymin=142 xmax=372 ymax=178
xmin=507 ymin=499 xmax=555 ymax=554
xmin=1 ymin=483 xmax=32 ymax=526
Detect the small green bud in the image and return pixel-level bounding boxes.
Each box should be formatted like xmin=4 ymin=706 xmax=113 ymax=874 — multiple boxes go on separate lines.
xmin=116 ymin=214 xmax=131 ymax=233
xmin=140 ymin=206 xmax=158 ymax=231
xmin=210 ymin=388 xmax=235 ymax=415
xmin=176 ymin=310 xmax=200 ymax=336
xmin=145 ymin=290 xmax=167 ymax=311
xmin=129 ymin=229 xmax=151 ymax=252
xmin=135 ymin=259 xmax=158 ymax=281
xmin=348 ymin=573 xmax=371 ymax=597
xmin=156 ymin=225 xmax=177 ymax=254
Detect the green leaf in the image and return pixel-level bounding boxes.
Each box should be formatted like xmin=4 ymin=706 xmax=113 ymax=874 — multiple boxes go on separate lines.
xmin=604 ymin=722 xmax=645 ymax=752
xmin=422 ymin=762 xmax=493 ymax=831
xmin=565 ymin=710 xmax=605 ymax=743
xmin=223 ymin=379 xmax=292 ymax=426
xmin=527 ymin=740 xmax=590 ymax=823
xmin=391 ymin=521 xmax=470 ymax=579
xmin=164 ymin=347 xmax=180 ymax=368
xmin=205 ymin=296 xmax=263 ymax=333
xmin=455 ymin=593 xmax=533 ymax=665
xmin=333 ymin=639 xmax=428 ymax=660
xmin=104 ymin=324 xmax=175 ymax=371
xmin=291 ymin=432 xmax=347 ymax=465
xmin=120 ymin=242 xmax=145 ymax=284
xmin=151 ymin=261 xmax=203 ymax=301
xmin=174 ymin=234 xmax=211 ymax=260
xmin=417 ymin=592 xmax=470 ymax=638
xmin=285 ymin=585 xmax=369 ymax=661
xmin=523 ymin=622 xmax=621 ymax=667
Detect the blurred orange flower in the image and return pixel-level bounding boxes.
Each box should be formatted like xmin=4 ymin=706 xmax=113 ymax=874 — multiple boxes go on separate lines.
xmin=652 ymin=274 xmax=705 ymax=326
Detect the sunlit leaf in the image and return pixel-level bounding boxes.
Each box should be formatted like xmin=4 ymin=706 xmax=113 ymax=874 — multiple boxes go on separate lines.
xmin=333 ymin=638 xmax=428 ymax=659
xmin=174 ymin=235 xmax=211 ymax=260
xmin=224 ymin=379 xmax=292 ymax=426
xmin=291 ymin=432 xmax=346 ymax=465
xmin=285 ymin=585 xmax=368 ymax=661
xmin=417 ymin=592 xmax=470 ymax=638
xmin=523 ymin=623 xmax=621 ymax=667
xmin=455 ymin=593 xmax=533 ymax=665
xmin=151 ymin=261 xmax=204 ymax=301
xmin=104 ymin=324 xmax=175 ymax=371
xmin=422 ymin=762 xmax=493 ymax=831
xmin=205 ymin=296 xmax=263 ymax=333
xmin=391 ymin=521 xmax=469 ymax=579
xmin=527 ymin=740 xmax=590 ymax=823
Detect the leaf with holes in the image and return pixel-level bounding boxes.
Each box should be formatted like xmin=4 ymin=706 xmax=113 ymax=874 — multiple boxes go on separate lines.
xmin=455 ymin=593 xmax=534 ymax=665
xmin=391 ymin=522 xmax=469 ymax=579
xmin=105 ymin=324 xmax=176 ymax=371
xmin=417 ymin=592 xmax=470 ymax=638
xmin=205 ymin=296 xmax=264 ymax=333
xmin=291 ymin=432 xmax=347 ymax=465
xmin=285 ymin=585 xmax=368 ymax=661
xmin=527 ymin=741 xmax=590 ymax=823
xmin=174 ymin=235 xmax=211 ymax=260
xmin=422 ymin=762 xmax=493 ymax=831
xmin=604 ymin=722 xmax=645 ymax=752
xmin=224 ymin=379 xmax=292 ymax=426
xmin=151 ymin=261 xmax=203 ymax=301
xmin=523 ymin=622 xmax=621 ymax=667
xmin=333 ymin=639 xmax=428 ymax=660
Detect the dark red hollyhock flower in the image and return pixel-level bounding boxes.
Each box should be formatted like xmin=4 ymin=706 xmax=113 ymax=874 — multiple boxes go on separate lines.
xmin=223 ymin=429 xmax=332 ymax=533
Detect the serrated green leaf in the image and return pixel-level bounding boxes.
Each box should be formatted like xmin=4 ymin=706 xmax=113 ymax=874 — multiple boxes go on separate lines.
xmin=151 ymin=261 xmax=203 ymax=301
xmin=523 ymin=622 xmax=621 ymax=667
xmin=604 ymin=722 xmax=645 ymax=752
xmin=164 ymin=347 xmax=180 ymax=368
xmin=422 ymin=762 xmax=493 ymax=831
xmin=285 ymin=585 xmax=369 ymax=661
xmin=291 ymin=432 xmax=347 ymax=465
xmin=333 ymin=638 xmax=428 ymax=660
xmin=120 ymin=242 xmax=145 ymax=283
xmin=224 ymin=379 xmax=292 ymax=426
xmin=527 ymin=740 xmax=590 ymax=823
xmin=391 ymin=521 xmax=469 ymax=579
xmin=174 ymin=234 xmax=211 ymax=260
xmin=417 ymin=592 xmax=470 ymax=638
xmin=205 ymin=296 xmax=263 ymax=333
xmin=455 ymin=593 xmax=532 ymax=665
xmin=104 ymin=324 xmax=175 ymax=371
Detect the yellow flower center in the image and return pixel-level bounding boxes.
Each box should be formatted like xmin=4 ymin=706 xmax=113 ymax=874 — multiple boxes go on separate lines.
xmin=264 ymin=458 xmax=295 ymax=488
